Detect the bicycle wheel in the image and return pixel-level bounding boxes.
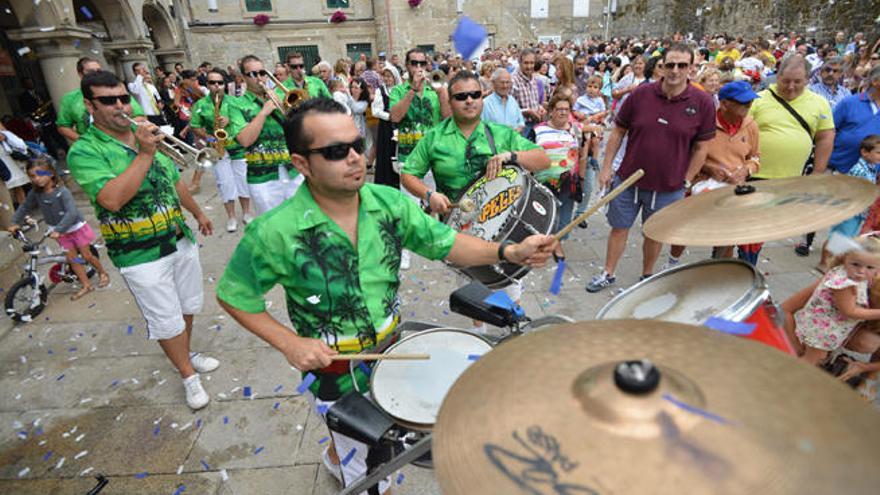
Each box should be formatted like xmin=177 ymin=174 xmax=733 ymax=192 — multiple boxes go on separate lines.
xmin=5 ymin=278 xmax=48 ymax=322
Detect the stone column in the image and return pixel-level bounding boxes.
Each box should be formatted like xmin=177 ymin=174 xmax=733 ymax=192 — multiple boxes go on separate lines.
xmin=7 ymin=26 xmax=92 ymax=113
xmin=103 ymin=40 xmax=155 ymax=81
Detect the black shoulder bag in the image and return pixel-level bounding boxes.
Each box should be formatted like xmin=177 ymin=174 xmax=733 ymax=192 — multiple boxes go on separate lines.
xmin=767 ymin=88 xmax=815 ymax=175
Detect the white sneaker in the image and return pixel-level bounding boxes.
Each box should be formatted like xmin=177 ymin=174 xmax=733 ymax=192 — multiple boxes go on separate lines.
xmin=400 ymin=250 xmax=411 ymax=270
xmin=242 ymin=213 xmax=255 ymax=225
xmin=190 ymin=352 xmax=220 ymax=373
xmin=660 ymin=255 xmax=681 ymax=272
xmin=183 ymin=374 xmax=210 ymax=410
xmin=322 ymin=446 xmax=343 ymax=484
xmin=226 ymin=218 xmax=238 ymax=233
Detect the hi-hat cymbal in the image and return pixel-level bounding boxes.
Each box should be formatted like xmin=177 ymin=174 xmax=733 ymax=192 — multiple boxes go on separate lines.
xmin=433 ymin=320 xmax=880 ymax=495
xmin=642 ymin=175 xmax=877 ymax=246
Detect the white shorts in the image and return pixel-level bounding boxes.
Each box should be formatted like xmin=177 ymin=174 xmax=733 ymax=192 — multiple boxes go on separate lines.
xmin=311 ymin=394 xmax=392 ymax=495
xmin=213 ymin=155 xmax=249 ymax=203
xmin=119 ymin=238 xmax=204 ymax=340
xmin=248 ymin=166 xmax=304 ymax=215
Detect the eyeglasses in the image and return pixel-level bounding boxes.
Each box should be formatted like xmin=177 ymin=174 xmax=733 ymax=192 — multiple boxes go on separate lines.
xmin=207 ymin=80 xmax=225 ymax=86
xmin=288 ymin=64 xmax=305 ymax=69
xmin=451 ymin=90 xmax=482 ymax=101
xmin=244 ymin=70 xmax=269 ymax=78
xmin=821 ymin=67 xmax=841 ymax=73
xmin=663 ymin=62 xmax=690 ymax=70
xmin=91 ymin=94 xmax=132 ymax=106
xmin=307 ymin=137 xmax=365 ymax=161
xmin=409 ymin=60 xmax=429 ymax=67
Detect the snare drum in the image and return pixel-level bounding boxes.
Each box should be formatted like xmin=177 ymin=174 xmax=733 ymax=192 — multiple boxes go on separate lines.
xmin=370 ymin=328 xmax=492 ymax=430
xmin=596 ymin=259 xmax=794 ymax=353
xmin=445 ymin=165 xmax=557 ymax=288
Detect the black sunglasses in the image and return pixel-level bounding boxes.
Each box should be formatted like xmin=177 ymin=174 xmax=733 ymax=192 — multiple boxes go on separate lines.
xmin=206 ymin=80 xmax=225 ymax=85
xmin=244 ymin=70 xmax=269 ymax=78
xmin=92 ymin=94 xmax=131 ymax=106
xmin=663 ymin=62 xmax=690 ymax=70
xmin=288 ymin=64 xmax=305 ymax=69
xmin=451 ymin=91 xmax=482 ymax=101
xmin=307 ymin=137 xmax=365 ymax=161
xmin=409 ymin=60 xmax=429 ymax=67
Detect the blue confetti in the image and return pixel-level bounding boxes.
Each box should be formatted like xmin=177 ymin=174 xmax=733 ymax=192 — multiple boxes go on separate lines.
xmin=358 ymin=362 xmax=371 ymax=377
xmin=296 ymin=373 xmax=316 ymax=394
xmin=196 ymin=419 xmax=202 ymax=428
xmin=47 ymin=349 xmax=53 ymax=355
xmin=68 ymin=347 xmax=77 ymax=352
xmin=135 ymin=472 xmax=148 ymax=479
xmin=200 ymin=459 xmax=210 ymax=470
xmin=73 ymin=39 xmax=80 ymax=48
xmin=56 ymin=374 xmax=65 ymax=381
xmin=126 ymin=325 xmax=133 ymax=335
xmin=703 ymin=317 xmax=755 ymax=336
xmin=43 ymin=451 xmax=52 ymax=461
xmin=80 ymin=6 xmax=94 ymax=19
xmin=88 ymin=303 xmax=96 ymax=309
xmin=467 ymin=354 xmax=481 ymax=361
xmin=173 ymin=485 xmax=186 ymax=495
xmin=318 ymin=436 xmax=330 ymax=444
xmin=316 ymin=404 xmax=329 ymax=415
xmin=273 ymin=384 xmax=283 ymax=393
xmin=340 ymin=448 xmax=357 ymax=466
xmin=254 ymin=446 xmax=264 ymax=455
xmin=110 ymin=380 xmax=119 ymax=388
xmin=484 ymin=291 xmax=516 ymax=311
xmin=662 ymin=394 xmax=729 ymax=425
xmin=549 ymin=259 xmax=566 ymax=295
xmin=396 ymin=473 xmax=405 ymax=485
xmin=223 ymin=416 xmax=228 ymax=424
xmin=273 ymin=402 xmax=280 ymax=410
xmin=34 ymin=427 xmax=43 ymax=436
xmin=17 ymin=431 xmax=27 ymax=439
xmin=243 ymin=386 xmax=252 ymax=397
xmin=153 ymin=425 xmax=160 ymax=437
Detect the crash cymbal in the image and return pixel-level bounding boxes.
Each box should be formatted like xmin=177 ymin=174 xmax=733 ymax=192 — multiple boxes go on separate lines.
xmin=433 ymin=320 xmax=880 ymax=495
xmin=643 ymin=175 xmax=877 ymax=246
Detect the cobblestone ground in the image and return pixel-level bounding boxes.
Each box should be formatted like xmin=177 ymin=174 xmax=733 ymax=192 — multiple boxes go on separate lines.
xmin=0 ymin=173 xmax=820 ymax=494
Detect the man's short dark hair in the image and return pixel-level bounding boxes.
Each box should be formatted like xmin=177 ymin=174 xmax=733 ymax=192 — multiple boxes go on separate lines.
xmin=208 ymin=68 xmax=227 ymax=80
xmin=239 ymin=54 xmax=261 ymax=74
xmin=286 ymin=52 xmax=304 ymax=64
xmin=131 ymin=62 xmax=143 ymax=73
xmin=519 ymin=48 xmax=536 ymax=61
xmin=76 ymin=57 xmax=99 ymax=75
xmin=199 ymin=62 xmax=211 ymax=69
xmin=448 ymin=70 xmax=480 ymax=93
xmin=180 ymin=69 xmax=197 ymax=80
xmin=283 ymin=98 xmax=349 ymax=156
xmin=81 ymin=70 xmax=123 ymax=100
xmin=405 ymin=48 xmax=426 ymax=64
xmin=663 ymin=42 xmax=695 ymax=64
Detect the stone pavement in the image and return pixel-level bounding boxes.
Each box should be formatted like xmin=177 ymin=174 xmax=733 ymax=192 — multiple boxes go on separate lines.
xmin=0 ymin=173 xmax=820 ymax=495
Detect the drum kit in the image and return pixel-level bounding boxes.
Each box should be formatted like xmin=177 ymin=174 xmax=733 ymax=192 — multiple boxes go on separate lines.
xmin=330 ymin=173 xmax=880 ymax=494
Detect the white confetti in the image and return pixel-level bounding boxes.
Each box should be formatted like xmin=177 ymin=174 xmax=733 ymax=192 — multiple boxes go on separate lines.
xmin=18 ymin=467 xmax=30 ymax=478
xmin=79 ymin=398 xmax=92 ymax=404
xmin=218 ymin=393 xmax=228 ymax=399
xmin=75 ymin=433 xmax=85 ymax=442
xmin=177 ymin=464 xmax=184 ymax=475
xmin=39 ymin=26 xmax=55 ymax=32
xmin=220 ymin=468 xmax=229 ymax=481
xmin=74 ymin=450 xmax=88 ymax=460
xmin=55 ymin=457 xmax=65 ymax=469
xmin=306 ymin=294 xmax=321 ymax=304
xmin=179 ymin=421 xmax=192 ymax=431
xmin=79 ymin=467 xmax=94 ymax=476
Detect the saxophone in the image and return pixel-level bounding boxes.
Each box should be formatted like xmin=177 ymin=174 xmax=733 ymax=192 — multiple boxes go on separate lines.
xmin=212 ymin=92 xmax=228 ymax=154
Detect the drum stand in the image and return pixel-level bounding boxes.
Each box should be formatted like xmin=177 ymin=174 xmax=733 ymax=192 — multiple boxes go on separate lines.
xmin=339 ymin=435 xmax=432 ymax=495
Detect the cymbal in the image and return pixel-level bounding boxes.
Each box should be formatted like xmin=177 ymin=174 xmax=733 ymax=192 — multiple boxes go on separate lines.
xmin=433 ymin=320 xmax=880 ymax=495
xmin=642 ymin=175 xmax=877 ymax=246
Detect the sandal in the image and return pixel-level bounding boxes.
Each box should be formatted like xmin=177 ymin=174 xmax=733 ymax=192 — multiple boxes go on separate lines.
xmin=98 ymin=273 xmax=110 ymax=288
xmin=71 ymin=286 xmax=94 ymax=301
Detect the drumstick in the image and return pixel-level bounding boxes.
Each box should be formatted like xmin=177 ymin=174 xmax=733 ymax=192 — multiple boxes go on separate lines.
xmin=553 ymin=169 xmax=645 ymax=241
xmin=331 ymin=353 xmax=430 ymax=361
xmin=450 ymin=198 xmax=477 ymax=212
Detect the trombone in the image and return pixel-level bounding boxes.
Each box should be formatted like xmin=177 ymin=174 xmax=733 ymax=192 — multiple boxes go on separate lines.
xmin=261 ymin=73 xmax=309 ymax=114
xmin=120 ymin=113 xmax=217 ymax=169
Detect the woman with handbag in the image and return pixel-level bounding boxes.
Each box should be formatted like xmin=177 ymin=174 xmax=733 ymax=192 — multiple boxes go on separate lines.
xmin=533 ymin=94 xmax=586 ymax=262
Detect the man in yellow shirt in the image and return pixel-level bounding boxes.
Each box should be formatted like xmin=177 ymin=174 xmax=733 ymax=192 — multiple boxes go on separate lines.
xmin=715 ymin=38 xmax=742 ymax=64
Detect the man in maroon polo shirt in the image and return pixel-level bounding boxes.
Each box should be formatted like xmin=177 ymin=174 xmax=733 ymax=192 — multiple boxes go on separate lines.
xmin=587 ymin=43 xmax=716 ymax=293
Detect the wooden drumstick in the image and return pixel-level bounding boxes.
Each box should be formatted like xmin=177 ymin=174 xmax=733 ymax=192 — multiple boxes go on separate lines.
xmin=331 ymin=353 xmax=430 ymax=361
xmin=553 ymin=169 xmax=645 ymax=241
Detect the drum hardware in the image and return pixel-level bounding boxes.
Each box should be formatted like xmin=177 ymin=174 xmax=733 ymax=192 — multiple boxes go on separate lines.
xmin=504 ymin=211 xmax=541 ymax=235
xmin=331 ymin=353 xmax=430 ymax=361
xmin=449 ymin=198 xmax=476 ymax=212
xmin=432 ymin=320 xmax=880 ymax=494
xmin=643 ymin=174 xmax=878 ymax=245
xmin=120 ymin=113 xmax=216 ymax=169
xmin=553 ymin=168 xmax=644 ymax=240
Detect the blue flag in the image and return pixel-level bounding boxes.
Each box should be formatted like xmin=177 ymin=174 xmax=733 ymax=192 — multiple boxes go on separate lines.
xmin=452 ymin=16 xmax=488 ymax=60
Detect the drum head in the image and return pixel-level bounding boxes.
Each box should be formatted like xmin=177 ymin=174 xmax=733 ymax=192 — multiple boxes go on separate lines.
xmin=446 ymin=166 xmax=529 ymax=242
xmin=597 ymin=259 xmax=766 ymax=324
xmin=370 ymin=329 xmax=492 ymax=427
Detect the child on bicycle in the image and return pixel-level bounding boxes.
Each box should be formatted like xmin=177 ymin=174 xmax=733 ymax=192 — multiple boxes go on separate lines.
xmin=8 ymin=158 xmax=109 ymax=300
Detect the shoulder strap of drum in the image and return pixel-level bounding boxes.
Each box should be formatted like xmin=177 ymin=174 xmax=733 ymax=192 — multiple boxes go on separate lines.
xmin=483 ymin=123 xmax=497 ymax=156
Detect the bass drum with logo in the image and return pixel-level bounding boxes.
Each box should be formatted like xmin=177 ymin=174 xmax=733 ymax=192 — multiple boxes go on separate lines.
xmin=445 ymin=164 xmax=557 ymax=288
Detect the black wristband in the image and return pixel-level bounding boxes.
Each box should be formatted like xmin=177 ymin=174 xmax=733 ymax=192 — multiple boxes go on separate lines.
xmin=497 ymin=240 xmax=514 ymax=262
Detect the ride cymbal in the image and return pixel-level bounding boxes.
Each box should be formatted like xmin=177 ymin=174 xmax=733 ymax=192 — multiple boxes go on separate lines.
xmin=642 ymin=175 xmax=877 ymax=246
xmin=432 ymin=320 xmax=880 ymax=495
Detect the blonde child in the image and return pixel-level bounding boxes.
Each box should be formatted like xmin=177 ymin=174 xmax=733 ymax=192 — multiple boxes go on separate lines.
xmin=792 ymin=235 xmax=880 ymax=365
xmin=8 ymin=159 xmax=109 ymax=300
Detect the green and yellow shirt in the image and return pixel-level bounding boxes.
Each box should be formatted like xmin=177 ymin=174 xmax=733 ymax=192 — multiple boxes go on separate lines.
xmin=56 ymin=88 xmax=144 ymax=136
xmin=388 ymin=82 xmax=441 ymax=160
xmin=403 ymin=118 xmax=540 ymax=199
xmin=226 ymin=91 xmax=292 ymax=184
xmin=190 ymin=94 xmax=245 ymax=160
xmin=282 ymin=75 xmax=332 ymax=100
xmin=67 ymin=126 xmax=193 ymax=268
xmin=217 ymin=183 xmax=458 ymax=396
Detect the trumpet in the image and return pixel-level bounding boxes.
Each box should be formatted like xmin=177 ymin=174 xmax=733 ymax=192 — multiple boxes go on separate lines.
xmin=430 ymin=69 xmax=447 ymax=90
xmin=212 ymin=92 xmax=227 ymax=155
xmin=30 ymin=100 xmax=53 ymax=121
xmin=261 ymin=73 xmax=309 ymax=114
xmin=121 ymin=114 xmax=217 ymax=169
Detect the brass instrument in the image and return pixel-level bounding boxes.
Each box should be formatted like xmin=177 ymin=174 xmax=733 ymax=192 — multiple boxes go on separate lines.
xmin=261 ymin=73 xmax=308 ymax=114
xmin=212 ymin=92 xmax=228 ymax=154
xmin=121 ymin=114 xmax=217 ymax=169
xmin=430 ymin=69 xmax=448 ymax=89
xmin=30 ymin=100 xmax=53 ymax=121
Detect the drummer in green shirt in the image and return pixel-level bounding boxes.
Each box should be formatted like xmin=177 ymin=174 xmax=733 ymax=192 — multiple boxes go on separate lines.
xmin=226 ymin=54 xmax=300 ymax=215
xmin=216 ymin=98 xmax=555 ymax=491
xmin=56 ymin=57 xmax=145 ymax=143
xmin=280 ymin=52 xmax=332 ymax=100
xmin=190 ymin=69 xmax=253 ymax=232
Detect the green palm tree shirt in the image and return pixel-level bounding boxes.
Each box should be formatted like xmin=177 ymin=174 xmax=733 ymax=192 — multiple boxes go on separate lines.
xmin=217 ymin=183 xmax=458 ymax=396
xmin=226 ymin=91 xmax=293 ymax=184
xmin=67 ymin=126 xmax=194 ymax=268
xmin=190 ymin=94 xmax=246 ymax=160
xmin=56 ymin=88 xmax=145 ymax=135
xmin=388 ymin=82 xmax=441 ymax=161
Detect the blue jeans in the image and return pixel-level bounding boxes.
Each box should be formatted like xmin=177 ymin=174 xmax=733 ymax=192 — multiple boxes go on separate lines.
xmin=575 ymin=159 xmax=599 ymax=215
xmin=555 ymin=193 xmax=576 ymax=241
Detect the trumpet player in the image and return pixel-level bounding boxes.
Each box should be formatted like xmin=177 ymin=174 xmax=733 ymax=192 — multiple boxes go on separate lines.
xmin=281 ymin=52 xmax=332 ymax=100
xmin=227 ymin=55 xmax=301 ymax=214
xmin=67 ymin=70 xmax=218 ymax=411
xmin=191 ymin=69 xmax=252 ymax=232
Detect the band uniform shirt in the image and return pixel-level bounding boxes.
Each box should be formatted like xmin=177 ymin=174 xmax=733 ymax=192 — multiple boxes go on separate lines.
xmin=67 ymin=125 xmax=193 ymax=268
xmin=226 ymin=91 xmax=292 ymax=184
xmin=388 ymin=82 xmax=441 ymax=161
xmin=56 ymin=88 xmax=145 ymax=136
xmin=281 ymin=75 xmax=332 ymax=100
xmin=216 ymin=183 xmax=458 ymax=396
xmin=749 ymin=84 xmax=835 ymax=179
xmin=402 ymin=118 xmax=540 ymax=200
xmin=190 ymin=95 xmax=245 ymax=160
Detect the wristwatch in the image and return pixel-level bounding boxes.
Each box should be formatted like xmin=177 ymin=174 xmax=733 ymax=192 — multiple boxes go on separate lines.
xmin=498 ymin=240 xmax=515 ymax=262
